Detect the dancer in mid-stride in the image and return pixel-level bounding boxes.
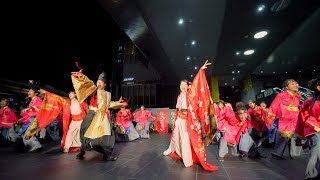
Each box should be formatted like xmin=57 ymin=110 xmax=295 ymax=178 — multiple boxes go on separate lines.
xmin=72 ymin=69 xmax=125 ymax=161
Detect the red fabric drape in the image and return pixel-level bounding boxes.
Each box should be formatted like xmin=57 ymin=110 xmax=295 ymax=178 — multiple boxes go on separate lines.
xmin=38 ymin=92 xmax=66 ymax=129
xmin=37 ymin=92 xmax=87 ymax=152
xmin=178 ymin=69 xmax=218 ymax=171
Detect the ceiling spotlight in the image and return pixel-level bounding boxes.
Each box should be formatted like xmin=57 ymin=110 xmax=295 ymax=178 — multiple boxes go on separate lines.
xmin=178 ymin=18 xmax=184 ymax=25
xmin=232 ymin=78 xmax=235 ymax=80
xmin=232 ymin=71 xmax=235 ymax=74
xmin=236 ymin=51 xmax=241 ymax=55
xmin=299 ymin=70 xmax=301 ymax=72
xmin=314 ymin=70 xmax=316 ymax=72
xmin=186 ymin=56 xmax=190 ymax=60
xmin=237 ymin=71 xmax=240 ymax=73
xmin=254 ymin=31 xmax=268 ymax=39
xmin=260 ymin=70 xmax=264 ymax=73
xmin=244 ymin=49 xmax=255 ymax=55
xmin=257 ymin=5 xmax=266 ymax=12
xmin=190 ymin=74 xmax=193 ymax=77
xmin=285 ymin=72 xmax=288 ymax=73
xmin=194 ymin=66 xmax=198 ymax=70
xmin=191 ymin=40 xmax=196 ymax=45
xmin=225 ymin=83 xmax=228 ymax=85
xmin=273 ymin=71 xmax=275 ymax=74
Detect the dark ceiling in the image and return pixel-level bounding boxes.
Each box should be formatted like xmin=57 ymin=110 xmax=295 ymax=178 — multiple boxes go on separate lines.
xmin=98 ymin=0 xmax=320 ymax=86
xmin=1 ymin=0 xmax=319 ymax=92
xmin=216 ymin=0 xmax=320 ymax=86
xmin=254 ymin=8 xmax=320 ymax=76
xmin=2 ymin=0 xmax=129 ymax=91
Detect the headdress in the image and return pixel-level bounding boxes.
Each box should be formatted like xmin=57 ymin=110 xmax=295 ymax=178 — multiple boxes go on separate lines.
xmin=98 ymin=71 xmax=106 ymax=82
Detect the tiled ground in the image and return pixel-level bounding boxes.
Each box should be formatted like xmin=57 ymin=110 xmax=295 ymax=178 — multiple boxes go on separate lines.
xmin=0 ymin=133 xmax=310 ymax=180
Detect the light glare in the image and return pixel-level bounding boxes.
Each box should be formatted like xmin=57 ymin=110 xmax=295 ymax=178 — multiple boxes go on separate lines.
xmin=254 ymin=31 xmax=268 ymax=39
xmin=257 ymin=5 xmax=265 ymax=12
xmin=244 ymin=50 xmax=255 ymax=55
xmin=178 ymin=18 xmax=184 ymax=25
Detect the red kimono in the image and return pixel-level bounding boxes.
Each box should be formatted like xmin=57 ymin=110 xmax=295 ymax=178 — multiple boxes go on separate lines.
xmin=267 ymin=91 xmax=301 ymax=138
xmin=19 ymin=97 xmax=43 ymax=123
xmin=169 ymin=69 xmax=218 ymax=171
xmin=247 ymin=106 xmax=266 ymax=132
xmin=224 ymin=115 xmax=249 ymax=145
xmin=116 ymin=109 xmax=132 ymax=128
xmin=213 ymin=104 xmax=235 ymax=131
xmin=296 ymin=98 xmax=320 ymax=138
xmin=133 ymin=110 xmax=155 ymax=127
xmin=0 ymin=106 xmax=18 ymax=128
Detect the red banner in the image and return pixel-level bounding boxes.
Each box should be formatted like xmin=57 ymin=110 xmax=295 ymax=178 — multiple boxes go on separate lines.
xmin=156 ymin=109 xmax=169 ymax=133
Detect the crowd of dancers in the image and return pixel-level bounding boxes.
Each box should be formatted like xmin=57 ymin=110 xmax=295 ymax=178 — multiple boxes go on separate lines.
xmin=0 ymin=61 xmax=319 ymax=179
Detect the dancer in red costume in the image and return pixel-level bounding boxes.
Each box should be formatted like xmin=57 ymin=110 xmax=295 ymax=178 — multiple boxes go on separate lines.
xmin=0 ymin=98 xmax=18 ymax=142
xmin=296 ymin=77 xmax=320 ymax=180
xmin=163 ymin=60 xmax=218 ymax=171
xmin=267 ymin=79 xmax=301 ymax=159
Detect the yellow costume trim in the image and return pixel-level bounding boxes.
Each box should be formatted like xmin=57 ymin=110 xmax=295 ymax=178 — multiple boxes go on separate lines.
xmin=71 ymin=75 xmax=97 ymax=104
xmin=84 ymin=90 xmax=110 ymax=138
xmin=279 ymin=131 xmax=294 ymax=138
xmin=286 ymin=105 xmax=299 ymax=112
xmin=24 ymin=117 xmax=40 ymax=139
xmin=72 ymin=74 xmax=123 ymax=138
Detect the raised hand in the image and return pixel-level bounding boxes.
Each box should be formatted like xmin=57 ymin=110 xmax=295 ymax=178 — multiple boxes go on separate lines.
xmin=201 ymin=60 xmax=212 ymax=70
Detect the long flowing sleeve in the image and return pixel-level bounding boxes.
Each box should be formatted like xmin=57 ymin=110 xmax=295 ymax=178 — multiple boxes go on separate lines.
xmin=188 ymin=69 xmax=211 ymax=133
xmin=25 ymin=92 xmax=68 ymax=138
xmin=71 ymin=74 xmax=97 ymax=104
xmin=186 ymin=68 xmax=218 ymax=171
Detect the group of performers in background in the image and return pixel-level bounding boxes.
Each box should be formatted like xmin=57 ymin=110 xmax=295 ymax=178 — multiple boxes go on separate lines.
xmin=0 ymin=61 xmax=319 ymax=179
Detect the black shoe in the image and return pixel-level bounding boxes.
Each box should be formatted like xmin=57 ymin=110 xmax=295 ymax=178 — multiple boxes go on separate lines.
xmin=253 ymin=153 xmax=266 ymax=159
xmin=271 ymin=153 xmax=285 ymax=160
xmin=76 ymin=151 xmax=85 ymax=159
xmin=103 ymin=155 xmax=117 ymax=161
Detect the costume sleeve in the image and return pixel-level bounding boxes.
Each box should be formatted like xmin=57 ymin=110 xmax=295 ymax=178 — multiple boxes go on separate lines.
xmin=266 ymin=93 xmax=282 ymax=125
xmin=189 ymin=69 xmax=211 ymax=134
xmin=109 ymin=101 xmax=124 ymax=109
xmin=71 ymin=74 xmax=97 ymax=104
